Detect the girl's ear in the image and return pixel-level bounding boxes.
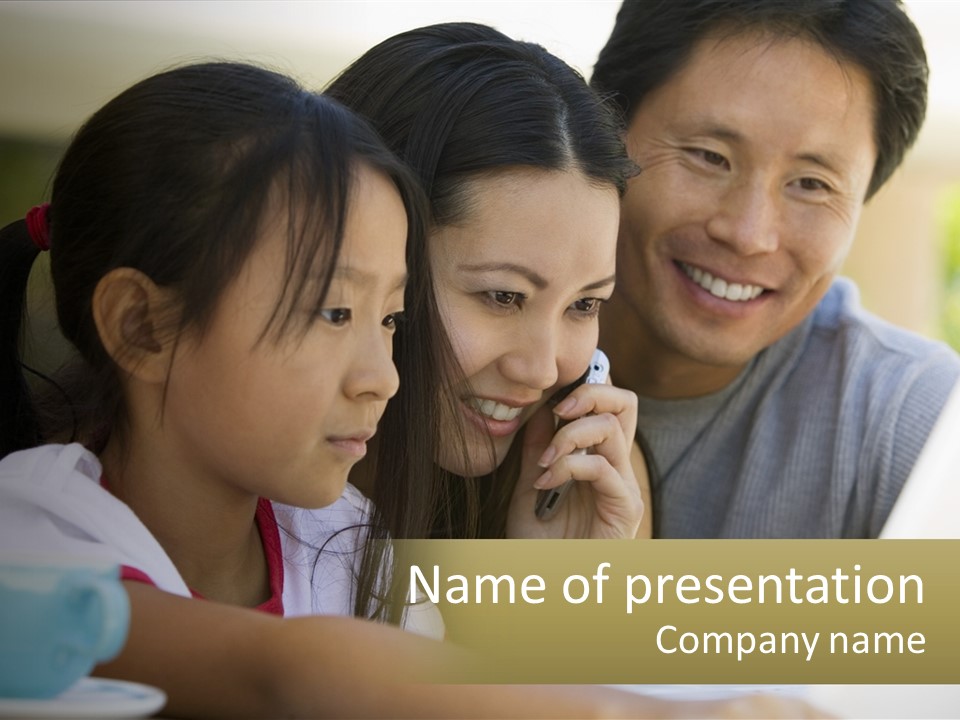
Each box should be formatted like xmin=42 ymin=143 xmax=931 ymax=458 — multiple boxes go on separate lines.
xmin=92 ymin=268 xmax=177 ymax=384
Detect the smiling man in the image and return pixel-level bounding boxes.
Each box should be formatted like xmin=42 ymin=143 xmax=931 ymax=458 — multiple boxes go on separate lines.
xmin=591 ymin=0 xmax=960 ymax=537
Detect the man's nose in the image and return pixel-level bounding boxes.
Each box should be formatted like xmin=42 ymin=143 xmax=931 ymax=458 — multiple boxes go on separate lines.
xmin=705 ymin=176 xmax=780 ymax=255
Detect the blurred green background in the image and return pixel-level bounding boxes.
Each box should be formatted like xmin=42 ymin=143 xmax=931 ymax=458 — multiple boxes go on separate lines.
xmin=940 ymin=189 xmax=960 ymax=350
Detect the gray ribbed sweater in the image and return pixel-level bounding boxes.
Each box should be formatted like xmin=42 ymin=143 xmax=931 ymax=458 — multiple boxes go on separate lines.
xmin=636 ymin=278 xmax=960 ymax=538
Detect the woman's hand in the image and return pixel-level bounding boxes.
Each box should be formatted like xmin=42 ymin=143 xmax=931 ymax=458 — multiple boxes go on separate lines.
xmin=506 ymin=382 xmax=649 ymax=539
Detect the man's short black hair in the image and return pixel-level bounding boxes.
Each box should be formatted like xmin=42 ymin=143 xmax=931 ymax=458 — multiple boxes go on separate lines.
xmin=591 ymin=0 xmax=928 ymax=199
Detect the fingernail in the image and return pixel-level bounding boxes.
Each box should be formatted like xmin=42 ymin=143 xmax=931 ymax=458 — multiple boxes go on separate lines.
xmin=537 ymin=446 xmax=557 ymax=468
xmin=533 ymin=470 xmax=552 ymax=489
xmin=554 ymin=396 xmax=577 ymax=415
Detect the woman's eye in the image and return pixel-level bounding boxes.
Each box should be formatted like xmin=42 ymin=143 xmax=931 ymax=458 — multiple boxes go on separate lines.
xmin=488 ymin=291 xmax=523 ymax=308
xmin=571 ymin=297 xmax=605 ymax=316
xmin=382 ymin=311 xmax=405 ymax=332
xmin=318 ymin=308 xmax=351 ymax=326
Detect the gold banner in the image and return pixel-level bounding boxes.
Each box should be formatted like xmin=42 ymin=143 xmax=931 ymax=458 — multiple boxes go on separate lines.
xmin=392 ymin=540 xmax=960 ymax=684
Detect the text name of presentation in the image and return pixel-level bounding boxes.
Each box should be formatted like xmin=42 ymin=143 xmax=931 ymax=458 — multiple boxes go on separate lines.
xmin=409 ymin=563 xmax=923 ymax=610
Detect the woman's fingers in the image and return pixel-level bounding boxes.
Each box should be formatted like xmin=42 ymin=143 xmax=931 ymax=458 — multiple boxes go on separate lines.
xmin=534 ymin=451 xmax=640 ymax=503
xmin=508 ymin=382 xmax=647 ymax=539
xmin=537 ymin=412 xmax=629 ymax=470
xmin=552 ymin=383 xmax=638 ymax=443
xmin=532 ymin=452 xmax=643 ymax=537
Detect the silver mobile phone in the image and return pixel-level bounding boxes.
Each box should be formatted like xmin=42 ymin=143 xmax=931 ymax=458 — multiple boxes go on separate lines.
xmin=534 ymin=348 xmax=610 ymax=520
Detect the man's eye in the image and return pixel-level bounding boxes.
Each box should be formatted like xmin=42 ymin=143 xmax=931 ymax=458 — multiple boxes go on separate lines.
xmin=798 ymin=177 xmax=831 ymax=192
xmin=699 ymin=149 xmax=728 ymax=167
xmin=318 ymin=308 xmax=351 ymax=326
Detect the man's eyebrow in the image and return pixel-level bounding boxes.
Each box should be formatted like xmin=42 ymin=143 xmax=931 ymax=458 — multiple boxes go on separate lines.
xmin=458 ymin=262 xmax=548 ymax=290
xmin=796 ymin=152 xmax=843 ymax=175
xmin=699 ymin=123 xmax=743 ymax=144
xmin=677 ymin=118 xmax=744 ymax=144
xmin=687 ymin=120 xmax=846 ymax=175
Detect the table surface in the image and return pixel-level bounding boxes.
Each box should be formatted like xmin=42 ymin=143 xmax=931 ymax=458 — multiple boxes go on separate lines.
xmin=611 ymin=683 xmax=960 ymax=718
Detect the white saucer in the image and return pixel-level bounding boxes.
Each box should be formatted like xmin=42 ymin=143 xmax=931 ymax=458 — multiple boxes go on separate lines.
xmin=0 ymin=677 xmax=166 ymax=718
xmin=607 ymin=684 xmax=809 ymax=701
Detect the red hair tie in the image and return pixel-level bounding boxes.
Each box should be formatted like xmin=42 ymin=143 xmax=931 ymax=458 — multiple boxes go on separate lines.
xmin=25 ymin=203 xmax=51 ymax=251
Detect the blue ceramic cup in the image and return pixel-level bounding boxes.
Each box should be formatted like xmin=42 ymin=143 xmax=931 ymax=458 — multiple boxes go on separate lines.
xmin=0 ymin=557 xmax=130 ymax=699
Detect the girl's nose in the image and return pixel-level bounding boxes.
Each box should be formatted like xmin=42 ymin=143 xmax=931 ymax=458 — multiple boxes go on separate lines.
xmin=344 ymin=327 xmax=400 ymax=401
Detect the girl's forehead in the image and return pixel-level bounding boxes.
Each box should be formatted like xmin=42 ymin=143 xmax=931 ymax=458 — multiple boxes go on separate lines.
xmin=337 ymin=166 xmax=409 ymax=278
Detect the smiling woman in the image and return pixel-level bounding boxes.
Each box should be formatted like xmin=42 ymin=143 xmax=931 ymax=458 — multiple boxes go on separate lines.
xmin=430 ymin=169 xmax=620 ymax=478
xmin=327 ymin=21 xmax=651 ymax=541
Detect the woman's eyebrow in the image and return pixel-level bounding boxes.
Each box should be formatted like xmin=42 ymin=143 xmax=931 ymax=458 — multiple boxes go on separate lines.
xmin=458 ymin=262 xmax=548 ymax=289
xmin=459 ymin=263 xmax=615 ymax=294
xmin=582 ymin=274 xmax=616 ymax=292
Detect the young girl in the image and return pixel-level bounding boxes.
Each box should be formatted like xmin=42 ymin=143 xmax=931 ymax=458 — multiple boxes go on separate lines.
xmin=327 ymin=23 xmax=653 ymax=541
xmin=0 ymin=59 xmax=425 ymax=623
xmin=0 ymin=59 xmax=456 ymax=716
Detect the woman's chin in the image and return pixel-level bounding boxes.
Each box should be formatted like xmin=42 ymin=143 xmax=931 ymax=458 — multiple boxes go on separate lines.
xmin=437 ymin=439 xmax=511 ymax=478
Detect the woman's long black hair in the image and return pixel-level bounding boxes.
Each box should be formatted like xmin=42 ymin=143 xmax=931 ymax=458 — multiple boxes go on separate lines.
xmin=327 ymin=22 xmax=637 ymax=539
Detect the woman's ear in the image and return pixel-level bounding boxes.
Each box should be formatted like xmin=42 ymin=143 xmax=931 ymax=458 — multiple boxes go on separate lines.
xmin=92 ymin=268 xmax=177 ymax=384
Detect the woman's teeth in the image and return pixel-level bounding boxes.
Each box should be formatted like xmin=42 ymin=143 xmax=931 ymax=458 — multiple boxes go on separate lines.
xmin=680 ymin=261 xmax=764 ymax=302
xmin=467 ymin=398 xmax=524 ymax=421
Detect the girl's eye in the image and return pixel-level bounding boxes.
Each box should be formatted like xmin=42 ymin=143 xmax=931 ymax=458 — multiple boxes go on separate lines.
xmin=487 ymin=291 xmax=524 ymax=308
xmin=318 ymin=308 xmax=351 ymax=326
xmin=571 ymin=297 xmax=605 ymax=316
xmin=382 ymin=311 xmax=405 ymax=332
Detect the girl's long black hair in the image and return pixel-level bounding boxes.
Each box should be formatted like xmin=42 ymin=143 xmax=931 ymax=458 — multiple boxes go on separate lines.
xmin=0 ymin=61 xmax=428 ymax=621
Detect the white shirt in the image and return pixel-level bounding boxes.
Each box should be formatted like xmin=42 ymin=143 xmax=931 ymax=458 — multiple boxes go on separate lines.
xmin=0 ymin=443 xmax=442 ymax=636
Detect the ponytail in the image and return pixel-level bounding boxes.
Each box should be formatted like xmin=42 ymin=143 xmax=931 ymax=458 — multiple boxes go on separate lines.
xmin=0 ymin=205 xmax=50 ymax=457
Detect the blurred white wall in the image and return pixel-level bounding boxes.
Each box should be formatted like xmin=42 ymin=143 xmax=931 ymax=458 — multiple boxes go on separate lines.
xmin=845 ymin=1 xmax=960 ymax=338
xmin=0 ymin=0 xmax=621 ymax=139
xmin=1 ymin=0 xmax=957 ymax=337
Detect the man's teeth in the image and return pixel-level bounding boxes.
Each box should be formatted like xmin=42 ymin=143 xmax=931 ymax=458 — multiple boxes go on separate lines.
xmin=680 ymin=262 xmax=764 ymax=302
xmin=467 ymin=398 xmax=524 ymax=421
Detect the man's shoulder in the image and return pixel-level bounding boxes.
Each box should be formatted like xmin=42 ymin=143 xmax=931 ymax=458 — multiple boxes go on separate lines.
xmin=809 ymin=278 xmax=960 ymax=373
xmin=748 ymin=277 xmax=960 ymax=419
